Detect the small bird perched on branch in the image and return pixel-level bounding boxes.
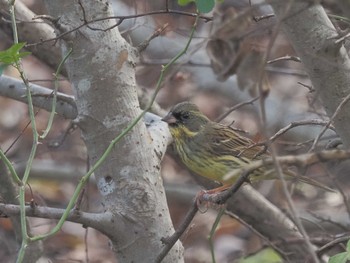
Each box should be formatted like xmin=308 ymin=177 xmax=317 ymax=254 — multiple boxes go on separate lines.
xmin=162 ymin=101 xmax=332 ymax=194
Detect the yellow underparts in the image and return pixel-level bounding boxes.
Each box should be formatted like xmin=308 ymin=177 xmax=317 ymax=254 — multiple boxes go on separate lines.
xmin=171 ymin=126 xmax=250 ymax=183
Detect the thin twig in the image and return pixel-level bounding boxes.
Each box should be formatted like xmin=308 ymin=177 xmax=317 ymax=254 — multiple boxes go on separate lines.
xmin=271 ymin=147 xmax=320 ymax=263
xmin=335 ymin=31 xmax=350 ymax=44
xmin=267 ymin=55 xmax=301 ymax=64
xmin=74 ymin=188 xmax=85 ymax=211
xmin=84 ymin=228 xmax=90 ymax=263
xmin=137 ymin=23 xmax=169 ymax=52
xmin=215 ymin=96 xmax=260 ymax=122
xmin=308 ymin=211 xmax=349 ymax=232
xmin=155 ymin=201 xmax=198 ymax=263
xmin=223 ymin=149 xmax=350 ymax=183
xmin=4 ymin=110 xmax=40 ymax=155
xmin=26 ymin=9 xmax=211 ymax=47
xmin=40 ymin=48 xmax=73 ymax=139
xmin=253 ymin=13 xmax=275 ymax=22
xmin=309 ymin=93 xmax=350 ymax=152
xmin=316 ymin=235 xmax=350 ymax=255
xmin=241 ymin=119 xmax=335 ymax=157
xmin=324 ymin=167 xmax=350 ymax=222
xmin=48 ymin=122 xmax=78 ymax=148
xmin=208 ymin=208 xmax=225 ymax=263
xmin=268 ymin=119 xmax=335 ymax=144
xmin=225 ymin=210 xmax=287 ymax=257
xmin=7 ymin=2 xmax=40 ymax=261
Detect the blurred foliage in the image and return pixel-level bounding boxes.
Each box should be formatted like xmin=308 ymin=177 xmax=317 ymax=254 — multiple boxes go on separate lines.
xmin=177 ymin=0 xmax=215 ymax=13
xmin=0 ymin=43 xmax=31 ymax=75
xmin=239 ymin=248 xmax=282 ymax=263
xmin=329 ymin=240 xmax=350 ymax=263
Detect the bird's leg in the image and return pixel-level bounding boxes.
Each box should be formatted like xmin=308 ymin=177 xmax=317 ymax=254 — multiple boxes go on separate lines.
xmin=204 ymin=184 xmax=231 ymax=195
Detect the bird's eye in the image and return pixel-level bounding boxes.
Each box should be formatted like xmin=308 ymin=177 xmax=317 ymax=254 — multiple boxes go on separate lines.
xmin=182 ymin=112 xmax=190 ymax=120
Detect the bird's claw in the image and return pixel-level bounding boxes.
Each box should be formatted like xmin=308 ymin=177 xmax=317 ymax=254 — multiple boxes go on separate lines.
xmin=195 ymin=190 xmax=227 ymax=212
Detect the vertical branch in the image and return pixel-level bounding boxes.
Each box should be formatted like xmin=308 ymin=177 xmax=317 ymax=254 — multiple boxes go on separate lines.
xmin=7 ymin=2 xmax=40 ymax=262
xmin=40 ymin=48 xmax=73 ymax=138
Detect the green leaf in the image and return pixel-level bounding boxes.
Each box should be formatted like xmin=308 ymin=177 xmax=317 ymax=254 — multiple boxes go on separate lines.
xmin=0 ymin=42 xmax=30 ymax=65
xmin=0 ymin=53 xmax=15 ymax=64
xmin=329 ymin=252 xmax=350 ymax=263
xmin=7 ymin=42 xmax=26 ymax=55
xmin=239 ymin=248 xmax=283 ymax=263
xmin=195 ymin=0 xmax=215 ymax=13
xmin=178 ymin=0 xmax=194 ymax=6
xmin=17 ymin=52 xmax=31 ymax=59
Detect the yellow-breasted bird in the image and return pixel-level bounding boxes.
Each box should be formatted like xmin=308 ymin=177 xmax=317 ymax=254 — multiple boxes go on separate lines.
xmin=162 ymin=101 xmax=332 ymax=192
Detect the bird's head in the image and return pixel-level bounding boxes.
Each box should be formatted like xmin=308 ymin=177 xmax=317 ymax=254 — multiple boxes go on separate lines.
xmin=162 ymin=102 xmax=209 ymax=137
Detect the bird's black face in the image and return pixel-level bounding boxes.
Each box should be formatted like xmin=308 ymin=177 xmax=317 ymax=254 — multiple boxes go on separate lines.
xmin=162 ymin=102 xmax=209 ymax=132
xmin=167 ymin=109 xmax=191 ymax=126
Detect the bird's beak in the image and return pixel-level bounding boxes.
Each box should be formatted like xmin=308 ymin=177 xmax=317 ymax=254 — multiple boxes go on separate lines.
xmin=161 ymin=112 xmax=177 ymax=124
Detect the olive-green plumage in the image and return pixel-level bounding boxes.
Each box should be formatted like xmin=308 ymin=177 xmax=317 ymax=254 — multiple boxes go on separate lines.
xmin=162 ymin=101 xmax=332 ymax=191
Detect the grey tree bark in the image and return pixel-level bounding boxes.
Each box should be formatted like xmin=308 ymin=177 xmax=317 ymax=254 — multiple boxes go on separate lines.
xmin=42 ymin=1 xmax=183 ymax=262
xmin=270 ymin=1 xmax=350 ymax=148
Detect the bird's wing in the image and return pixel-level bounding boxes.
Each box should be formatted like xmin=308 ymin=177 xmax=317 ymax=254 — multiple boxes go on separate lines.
xmin=203 ymin=123 xmax=267 ymax=160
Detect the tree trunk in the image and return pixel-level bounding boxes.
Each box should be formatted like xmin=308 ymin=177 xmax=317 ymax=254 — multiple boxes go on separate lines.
xmin=43 ymin=1 xmax=183 ymax=262
xmin=270 ymin=1 xmax=350 ymax=148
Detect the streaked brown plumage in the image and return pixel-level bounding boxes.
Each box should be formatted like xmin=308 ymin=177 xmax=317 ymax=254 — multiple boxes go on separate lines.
xmin=162 ymin=101 xmax=332 ymax=191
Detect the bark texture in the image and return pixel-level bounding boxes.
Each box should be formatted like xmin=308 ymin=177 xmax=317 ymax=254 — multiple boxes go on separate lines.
xmin=271 ymin=2 xmax=350 ymax=148
xmin=43 ymin=1 xmax=183 ymax=262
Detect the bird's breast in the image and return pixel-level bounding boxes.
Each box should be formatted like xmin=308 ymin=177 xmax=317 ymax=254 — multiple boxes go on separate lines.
xmin=174 ymin=137 xmax=236 ymax=183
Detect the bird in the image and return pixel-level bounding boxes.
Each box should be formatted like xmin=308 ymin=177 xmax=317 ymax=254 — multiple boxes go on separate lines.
xmin=162 ymin=101 xmax=333 ymax=193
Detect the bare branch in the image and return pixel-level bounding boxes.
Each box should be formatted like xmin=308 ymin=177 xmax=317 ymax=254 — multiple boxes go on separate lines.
xmin=0 ymin=75 xmax=77 ymax=119
xmin=310 ymin=93 xmax=350 ymax=151
xmin=137 ymin=23 xmax=169 ymax=53
xmin=25 ymin=8 xmax=211 ymax=47
xmin=269 ymin=119 xmax=335 ymax=144
xmin=316 ymin=234 xmax=350 ymax=255
xmin=223 ymin=149 xmax=350 ymax=182
xmin=215 ymin=96 xmax=260 ymax=122
xmin=156 ymin=201 xmax=198 ymax=263
xmin=0 ymin=203 xmax=108 ymax=231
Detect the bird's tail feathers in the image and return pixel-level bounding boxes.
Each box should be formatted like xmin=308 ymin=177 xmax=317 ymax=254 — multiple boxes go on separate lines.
xmin=253 ymin=169 xmax=336 ymax=192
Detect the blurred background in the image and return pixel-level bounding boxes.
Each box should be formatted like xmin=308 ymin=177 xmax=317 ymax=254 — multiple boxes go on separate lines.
xmin=0 ymin=0 xmax=349 ymax=262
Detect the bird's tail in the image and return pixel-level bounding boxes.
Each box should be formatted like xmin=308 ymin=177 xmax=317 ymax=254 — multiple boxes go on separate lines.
xmin=290 ymin=174 xmax=335 ymax=192
xmin=255 ymin=169 xmax=336 ymax=192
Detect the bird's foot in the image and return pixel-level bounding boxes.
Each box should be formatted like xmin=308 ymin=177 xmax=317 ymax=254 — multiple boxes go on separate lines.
xmin=195 ymin=189 xmax=228 ymax=212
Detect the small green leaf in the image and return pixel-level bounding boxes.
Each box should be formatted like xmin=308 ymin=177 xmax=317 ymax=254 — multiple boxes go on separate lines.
xmin=7 ymin=42 xmax=26 ymax=55
xmin=329 ymin=252 xmax=350 ymax=263
xmin=17 ymin=51 xmax=31 ymax=59
xmin=0 ymin=53 xmax=15 ymax=64
xmin=178 ymin=0 xmax=194 ymax=6
xmin=0 ymin=42 xmax=30 ymax=65
xmin=195 ymin=0 xmax=215 ymax=13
